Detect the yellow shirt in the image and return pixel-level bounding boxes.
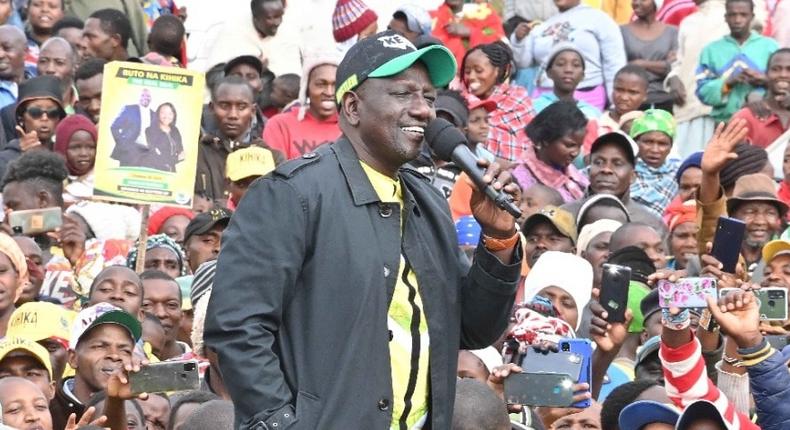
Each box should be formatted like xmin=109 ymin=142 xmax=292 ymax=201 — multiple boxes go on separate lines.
xmin=360 ymin=162 xmax=430 ymax=429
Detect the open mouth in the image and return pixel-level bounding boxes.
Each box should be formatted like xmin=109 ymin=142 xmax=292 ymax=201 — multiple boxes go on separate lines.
xmin=400 ymin=126 xmax=425 ymax=140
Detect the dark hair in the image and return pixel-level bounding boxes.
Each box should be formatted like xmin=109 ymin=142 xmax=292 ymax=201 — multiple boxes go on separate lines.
xmin=726 ymin=0 xmax=754 ymax=11
xmin=88 ymin=265 xmax=144 ymax=301
xmin=75 ymin=58 xmax=106 ymax=82
xmin=526 ymin=100 xmax=588 ymax=147
xmin=452 ymin=379 xmax=510 ymax=430
xmin=251 ymin=0 xmax=283 ymax=14
xmin=615 ymin=64 xmax=650 ymax=88
xmin=768 ymin=48 xmax=790 ymax=69
xmin=149 ymin=15 xmax=185 ymax=59
xmin=600 ymin=380 xmax=659 ymax=430
xmin=156 ymin=102 xmax=178 ymax=127
xmin=1 ymin=151 xmax=68 ymax=206
xmin=211 ymin=75 xmax=254 ymax=102
xmin=462 ymin=41 xmax=515 ymax=84
xmin=89 ymin=8 xmax=132 ymax=49
xmin=140 ymin=269 xmax=182 ymax=302
xmin=206 ymin=62 xmax=227 ymax=92
xmin=53 ymin=16 xmax=84 ymax=33
xmin=168 ymin=391 xmax=219 ymax=430
xmin=274 ymin=73 xmax=300 ymax=97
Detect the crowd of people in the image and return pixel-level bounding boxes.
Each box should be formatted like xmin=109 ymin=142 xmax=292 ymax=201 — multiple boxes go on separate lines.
xmin=0 ymin=0 xmax=786 ymax=429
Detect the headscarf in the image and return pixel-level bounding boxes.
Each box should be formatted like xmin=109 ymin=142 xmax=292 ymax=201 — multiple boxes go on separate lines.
xmin=665 ymin=199 xmax=697 ymax=232
xmin=576 ymin=219 xmax=623 ymax=256
xmin=629 ymin=109 xmax=676 ymax=140
xmin=126 ymin=234 xmax=188 ymax=276
xmin=147 ymin=207 xmax=195 ymax=236
xmin=523 ymin=251 xmax=593 ymax=330
xmin=53 ymin=115 xmax=98 ymax=176
xmin=507 ymin=295 xmax=576 ymax=354
xmin=66 ymin=201 xmax=142 ymax=241
xmin=675 ymin=151 xmax=703 ymax=183
xmin=0 ymin=233 xmax=29 ymax=301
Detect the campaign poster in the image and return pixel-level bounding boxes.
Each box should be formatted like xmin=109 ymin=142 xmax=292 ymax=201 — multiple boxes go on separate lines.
xmin=93 ymin=61 xmax=204 ymax=207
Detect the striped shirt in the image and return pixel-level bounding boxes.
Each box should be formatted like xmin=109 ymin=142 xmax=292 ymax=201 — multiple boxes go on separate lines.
xmin=360 ymin=162 xmax=430 ymax=429
xmin=660 ymin=331 xmax=759 ymax=429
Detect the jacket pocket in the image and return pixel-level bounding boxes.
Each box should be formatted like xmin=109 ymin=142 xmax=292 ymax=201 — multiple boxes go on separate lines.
xmin=294 ymin=390 xmax=322 ymax=429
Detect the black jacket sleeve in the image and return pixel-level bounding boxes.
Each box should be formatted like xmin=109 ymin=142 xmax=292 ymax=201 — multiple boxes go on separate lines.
xmin=203 ymin=175 xmax=308 ymax=426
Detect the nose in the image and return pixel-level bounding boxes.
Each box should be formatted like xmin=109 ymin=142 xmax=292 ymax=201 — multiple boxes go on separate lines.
xmin=536 ymin=238 xmax=549 ymax=250
xmin=409 ymin=95 xmax=432 ymax=122
xmin=109 ymin=289 xmax=124 ymax=302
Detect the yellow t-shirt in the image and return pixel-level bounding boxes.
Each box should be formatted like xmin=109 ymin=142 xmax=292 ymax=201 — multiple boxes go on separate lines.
xmin=360 ymin=162 xmax=430 ymax=429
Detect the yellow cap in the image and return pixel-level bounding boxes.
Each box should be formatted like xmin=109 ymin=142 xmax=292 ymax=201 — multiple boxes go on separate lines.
xmin=7 ymin=302 xmax=75 ymax=342
xmin=225 ymin=147 xmax=276 ymax=182
xmin=0 ymin=336 xmax=53 ymax=380
xmin=763 ymin=240 xmax=790 ymax=264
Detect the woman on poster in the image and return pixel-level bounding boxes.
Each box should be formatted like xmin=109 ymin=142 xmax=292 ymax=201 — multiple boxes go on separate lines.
xmin=144 ymin=102 xmax=184 ymax=172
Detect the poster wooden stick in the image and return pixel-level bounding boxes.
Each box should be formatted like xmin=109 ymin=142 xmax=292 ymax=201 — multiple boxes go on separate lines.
xmin=135 ymin=205 xmax=150 ymax=273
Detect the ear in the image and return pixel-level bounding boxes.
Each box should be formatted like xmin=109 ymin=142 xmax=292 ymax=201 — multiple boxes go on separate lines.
xmin=629 ymin=168 xmax=637 ymax=185
xmin=67 ymin=349 xmax=78 ymax=370
xmin=47 ymin=380 xmax=56 ymax=400
xmin=640 ymin=330 xmax=648 ymax=344
xmin=111 ymin=33 xmax=122 ymax=49
xmin=341 ymin=91 xmax=361 ymax=126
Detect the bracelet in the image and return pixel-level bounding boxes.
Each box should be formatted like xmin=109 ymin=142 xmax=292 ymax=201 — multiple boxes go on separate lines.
xmin=482 ymin=231 xmax=520 ymax=252
xmin=661 ymin=308 xmax=691 ymax=330
xmin=722 ymin=353 xmax=745 ymax=368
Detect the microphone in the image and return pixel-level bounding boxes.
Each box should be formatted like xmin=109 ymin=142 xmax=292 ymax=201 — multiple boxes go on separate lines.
xmin=425 ymin=118 xmax=522 ymax=219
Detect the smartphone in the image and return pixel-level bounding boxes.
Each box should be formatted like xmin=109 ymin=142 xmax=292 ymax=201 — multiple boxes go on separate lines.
xmin=766 ymin=334 xmax=789 ymax=350
xmin=559 ymin=339 xmax=592 ymax=408
xmin=504 ymin=372 xmax=575 ymax=407
xmin=720 ymin=287 xmax=788 ymax=321
xmin=520 ymin=349 xmax=583 ymax=379
xmin=711 ymin=217 xmax=746 ymax=274
xmin=599 ymin=264 xmax=632 ymax=323
xmin=129 ymin=360 xmax=200 ymax=395
xmin=658 ymin=278 xmax=718 ymax=309
xmin=8 ymin=207 xmax=62 ymax=235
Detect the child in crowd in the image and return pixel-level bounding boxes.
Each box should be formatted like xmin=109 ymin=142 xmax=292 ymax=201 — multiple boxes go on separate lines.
xmin=599 ymin=65 xmax=649 ymax=135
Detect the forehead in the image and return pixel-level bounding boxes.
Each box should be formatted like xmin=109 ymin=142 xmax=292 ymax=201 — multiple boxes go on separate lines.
xmin=526 ymin=220 xmax=561 ymax=236
xmin=76 ymin=74 xmax=102 ymax=90
xmin=40 ymin=41 xmax=70 ymax=58
xmin=142 ymin=278 xmax=180 ymax=297
xmin=0 ymin=378 xmax=45 ymax=401
xmin=80 ymin=323 xmax=133 ymax=345
xmin=736 ymin=201 xmax=778 ymax=213
xmin=214 ymin=83 xmax=253 ymax=103
xmin=680 ymin=166 xmax=702 ymax=181
xmin=362 ymin=62 xmax=434 ymax=92
xmin=553 ymin=50 xmax=583 ymax=62
xmin=83 ymin=18 xmax=105 ymax=34
xmin=592 ymin=143 xmax=629 ymax=161
xmin=96 ymin=266 xmax=140 ymax=286
xmin=637 ymin=131 xmax=672 ymax=143
xmin=539 ymin=285 xmax=572 ymax=300
xmin=769 ymin=253 xmax=790 ymax=267
xmin=630 ymin=225 xmax=661 ymax=241
xmin=229 ymin=63 xmax=260 ymax=77
xmin=147 ymin=246 xmax=178 ymax=261
xmin=12 ymin=236 xmax=41 ymax=256
xmin=615 ymin=72 xmax=648 ymax=88
xmin=726 ymin=1 xmax=752 ymax=12
xmin=0 ymin=352 xmax=45 ymax=370
xmin=588 ymin=231 xmax=613 ymax=247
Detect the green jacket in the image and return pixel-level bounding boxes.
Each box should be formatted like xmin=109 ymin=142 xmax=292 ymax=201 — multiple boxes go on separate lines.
xmin=64 ymin=0 xmax=148 ymax=57
xmin=695 ymin=31 xmax=778 ymax=122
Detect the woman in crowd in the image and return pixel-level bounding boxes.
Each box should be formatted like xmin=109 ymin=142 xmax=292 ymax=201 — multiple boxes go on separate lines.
xmin=664 ymin=199 xmax=698 ymax=270
xmin=620 ymin=0 xmax=678 ymax=111
xmin=460 ymin=41 xmax=534 ymax=162
xmin=0 ymin=233 xmax=27 ymax=337
xmin=509 ymin=0 xmax=627 ymax=110
xmin=127 ymin=234 xmax=188 ymax=279
xmin=512 ymin=100 xmax=589 ymax=202
xmin=54 ymin=114 xmax=97 ymax=203
xmin=145 ymin=102 xmax=184 ymax=173
xmin=0 ymin=75 xmax=65 ymax=180
xmin=147 ymin=207 xmax=195 ymax=246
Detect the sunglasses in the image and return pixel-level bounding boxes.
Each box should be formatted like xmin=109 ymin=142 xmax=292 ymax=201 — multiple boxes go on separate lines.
xmin=25 ymin=106 xmax=61 ymax=119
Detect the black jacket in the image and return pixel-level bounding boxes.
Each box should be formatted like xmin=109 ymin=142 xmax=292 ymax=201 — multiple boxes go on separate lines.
xmin=204 ymin=137 xmax=521 ymax=430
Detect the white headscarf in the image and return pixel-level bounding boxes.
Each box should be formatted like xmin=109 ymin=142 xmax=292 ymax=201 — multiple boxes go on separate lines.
xmin=576 ymin=219 xmax=623 ymax=256
xmin=523 ymin=251 xmax=593 ymax=330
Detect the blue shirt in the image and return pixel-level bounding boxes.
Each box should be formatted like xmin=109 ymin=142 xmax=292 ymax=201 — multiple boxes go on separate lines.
xmin=0 ymin=80 xmax=18 ymax=110
xmin=533 ymin=92 xmax=602 ymax=119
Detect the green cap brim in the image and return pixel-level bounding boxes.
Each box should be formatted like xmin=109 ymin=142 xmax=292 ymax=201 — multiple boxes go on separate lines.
xmin=92 ymin=310 xmax=143 ymax=343
xmin=368 ymin=45 xmax=457 ymax=88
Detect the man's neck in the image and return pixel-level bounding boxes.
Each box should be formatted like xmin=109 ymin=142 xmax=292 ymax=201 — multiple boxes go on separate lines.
xmin=741 ymin=243 xmax=762 ymax=265
xmin=72 ymin=376 xmax=95 ymax=404
xmin=731 ymin=31 xmax=751 ymax=45
xmin=111 ymin=50 xmax=129 ymax=62
xmin=553 ymin=88 xmax=575 ymax=102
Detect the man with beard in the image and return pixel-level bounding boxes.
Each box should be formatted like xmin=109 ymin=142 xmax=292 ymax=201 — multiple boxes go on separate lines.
xmin=727 ymin=173 xmax=786 ymax=271
xmin=732 ymin=48 xmax=790 ymax=148
xmin=522 ymin=205 xmax=576 ymax=268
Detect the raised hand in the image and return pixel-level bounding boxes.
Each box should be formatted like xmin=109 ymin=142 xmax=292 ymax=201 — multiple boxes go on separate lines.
xmin=706 ymin=289 xmax=763 ymax=349
xmin=700 ymin=119 xmax=748 ymax=175
xmin=16 ymin=125 xmax=40 ymax=152
xmin=64 ymin=406 xmax=108 ymax=430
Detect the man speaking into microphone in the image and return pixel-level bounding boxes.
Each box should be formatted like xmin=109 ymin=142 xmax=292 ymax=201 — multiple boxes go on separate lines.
xmin=204 ymin=30 xmax=522 ymax=430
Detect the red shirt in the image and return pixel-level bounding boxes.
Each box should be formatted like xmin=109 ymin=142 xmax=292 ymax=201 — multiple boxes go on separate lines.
xmin=731 ymin=107 xmax=789 ymax=148
xmin=262 ymin=109 xmax=341 ymax=160
xmin=430 ymin=3 xmax=505 ymax=67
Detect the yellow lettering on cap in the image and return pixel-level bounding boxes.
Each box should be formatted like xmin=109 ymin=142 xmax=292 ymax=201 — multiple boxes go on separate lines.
xmin=336 ymin=74 xmax=358 ymax=104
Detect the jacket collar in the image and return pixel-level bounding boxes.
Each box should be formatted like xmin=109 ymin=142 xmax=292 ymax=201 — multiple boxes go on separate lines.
xmin=332 ymin=136 xmax=384 ymax=206
xmin=331 ymin=136 xmax=419 ymax=213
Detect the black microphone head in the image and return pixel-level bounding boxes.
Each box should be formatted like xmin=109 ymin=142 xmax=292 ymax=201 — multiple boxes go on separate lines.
xmin=425 ymin=117 xmax=467 ymax=162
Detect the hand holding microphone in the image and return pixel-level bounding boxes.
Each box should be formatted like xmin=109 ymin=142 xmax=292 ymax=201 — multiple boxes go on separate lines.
xmin=425 ymin=118 xmax=522 ymax=236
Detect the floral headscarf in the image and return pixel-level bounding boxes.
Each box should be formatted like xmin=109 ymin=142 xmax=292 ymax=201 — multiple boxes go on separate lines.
xmin=126 ymin=234 xmax=188 ymax=276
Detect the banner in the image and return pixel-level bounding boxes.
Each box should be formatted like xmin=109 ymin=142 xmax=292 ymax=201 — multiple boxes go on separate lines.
xmin=93 ymin=61 xmax=204 ymax=207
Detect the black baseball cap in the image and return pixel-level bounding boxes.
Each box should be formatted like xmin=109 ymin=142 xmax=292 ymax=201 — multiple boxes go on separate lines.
xmin=224 ymin=55 xmax=264 ymax=76
xmin=335 ymin=30 xmax=456 ymax=105
xmin=590 ymin=131 xmax=638 ymax=166
xmin=184 ymin=208 xmax=233 ymax=244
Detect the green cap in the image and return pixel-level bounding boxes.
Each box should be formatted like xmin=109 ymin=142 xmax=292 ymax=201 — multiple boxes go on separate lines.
xmin=335 ymin=31 xmax=457 ymax=104
xmin=629 ymin=109 xmax=676 ymax=140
